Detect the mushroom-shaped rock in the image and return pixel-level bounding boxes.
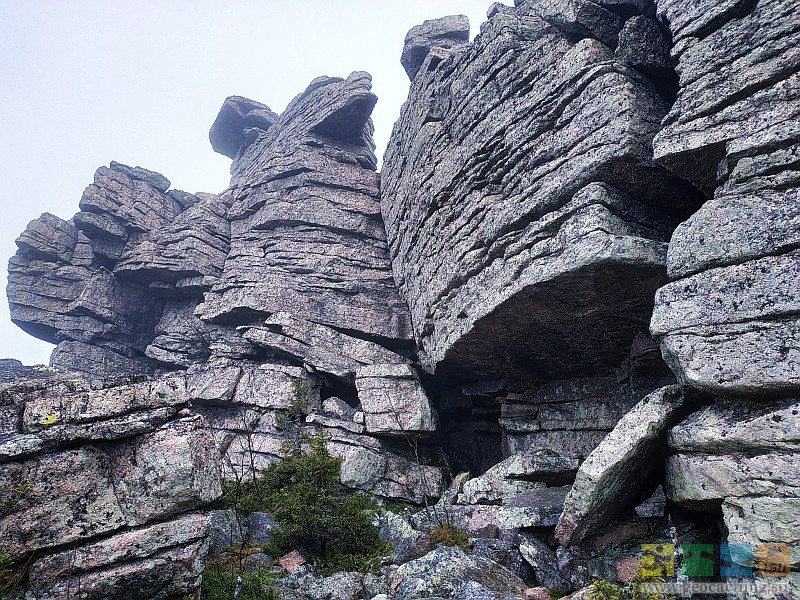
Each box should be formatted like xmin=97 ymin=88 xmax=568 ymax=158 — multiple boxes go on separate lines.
xmin=209 ymin=96 xmax=279 ymax=159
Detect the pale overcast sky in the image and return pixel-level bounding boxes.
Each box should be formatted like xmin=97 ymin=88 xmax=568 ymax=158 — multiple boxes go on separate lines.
xmin=0 ymin=0 xmax=507 ymax=365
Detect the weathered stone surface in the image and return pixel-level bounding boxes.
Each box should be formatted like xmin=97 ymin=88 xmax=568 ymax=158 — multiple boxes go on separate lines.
xmin=518 ymin=531 xmax=570 ymax=590
xmin=556 ymin=386 xmax=687 ymax=547
xmin=210 ymin=96 xmax=280 ymax=159
xmin=634 ymin=485 xmax=666 ymax=518
xmin=416 ymin=486 xmax=570 ymax=534
xmin=458 ymin=450 xmax=579 ymax=504
xmin=244 ymin=312 xmax=407 ymax=381
xmin=27 ymin=513 xmax=210 ymax=600
xmin=722 ymin=497 xmax=800 ymax=600
xmin=378 ymin=510 xmax=425 ymax=563
xmin=504 ymin=430 xmax=609 ymax=460
xmin=4 ymin=161 xmax=205 ymax=376
xmin=615 ymin=16 xmax=672 ymax=74
xmin=382 ymin=0 xmax=700 ymax=381
xmin=401 ymin=15 xmax=470 ymax=81
xmin=558 ymin=514 xmax=714 ymax=589
xmin=50 ymin=340 xmax=156 ymax=377
xmin=651 ymin=252 xmax=800 ymax=396
xmin=665 ymin=188 xmax=800 ymax=280
xmin=232 ymin=363 xmax=319 ymax=411
xmin=356 ymin=364 xmax=437 ymax=435
xmin=391 ymin=546 xmax=528 ymax=600
xmin=21 ymin=376 xmax=186 ymax=432
xmin=653 ymin=0 xmax=800 ymax=191
xmin=207 ymin=508 xmax=246 ymax=553
xmin=146 ymin=300 xmax=213 ymax=367
xmin=110 ymin=416 xmax=221 ymax=525
xmin=469 ymin=538 xmax=532 ymax=583
xmin=329 ymin=440 xmax=444 ymax=503
xmin=650 ymin=0 xmax=800 ymax=401
xmin=0 ymin=447 xmax=127 ymax=559
xmin=669 ymin=398 xmax=800 ymax=454
xmin=666 ymin=453 xmax=800 ymax=509
xmin=115 ymin=194 xmax=231 ymax=290
xmin=196 ymin=72 xmax=413 ymax=348
xmin=275 ymin=569 xmax=366 ymax=600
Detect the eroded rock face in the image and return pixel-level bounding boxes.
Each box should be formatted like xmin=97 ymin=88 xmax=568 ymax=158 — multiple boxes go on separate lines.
xmin=381 ymin=1 xmax=701 ymax=382
xmin=650 ymin=0 xmax=800 ymax=398
xmin=0 ymin=370 xmax=220 ymax=599
xmin=196 ymin=72 xmax=413 ymax=349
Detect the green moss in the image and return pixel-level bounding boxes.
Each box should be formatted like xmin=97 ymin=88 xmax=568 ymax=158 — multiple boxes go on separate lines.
xmin=588 ymin=580 xmax=624 ymax=600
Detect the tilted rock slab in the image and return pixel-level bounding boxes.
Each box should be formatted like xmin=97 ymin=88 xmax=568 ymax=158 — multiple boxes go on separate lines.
xmin=650 ymin=0 xmax=800 ymax=397
xmin=381 ymin=1 xmax=701 ymax=381
xmin=555 ymin=386 xmax=689 ymax=547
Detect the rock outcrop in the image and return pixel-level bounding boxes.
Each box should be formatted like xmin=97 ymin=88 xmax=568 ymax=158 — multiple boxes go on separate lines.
xmin=381 ymin=0 xmax=702 ymax=382
xmin=0 ymin=370 xmax=220 ymax=599
xmin=4 ymin=0 xmax=799 ymax=598
xmin=649 ymin=0 xmax=800 ymax=397
xmin=196 ymin=72 xmax=412 ymax=349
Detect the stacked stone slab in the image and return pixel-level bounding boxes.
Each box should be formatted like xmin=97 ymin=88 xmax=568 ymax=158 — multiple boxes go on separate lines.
xmin=649 ymin=0 xmax=800 ymax=397
xmin=381 ymin=1 xmax=702 ymax=382
xmin=647 ymin=2 xmax=800 ymax=597
xmin=187 ymin=356 xmax=444 ymax=505
xmin=196 ymin=72 xmax=413 ymax=349
xmin=0 ymin=370 xmax=221 ymax=599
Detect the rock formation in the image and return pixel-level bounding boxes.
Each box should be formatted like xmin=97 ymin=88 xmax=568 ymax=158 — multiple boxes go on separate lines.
xmin=3 ymin=0 xmax=798 ymax=598
xmin=0 ymin=368 xmax=220 ymax=598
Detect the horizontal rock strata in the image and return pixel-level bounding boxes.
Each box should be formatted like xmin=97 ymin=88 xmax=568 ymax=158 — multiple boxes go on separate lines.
xmin=381 ymin=0 xmax=702 ymax=381
xmin=650 ymin=0 xmax=800 ymax=397
xmin=196 ymin=72 xmax=413 ymax=349
xmin=0 ymin=370 xmax=220 ymax=599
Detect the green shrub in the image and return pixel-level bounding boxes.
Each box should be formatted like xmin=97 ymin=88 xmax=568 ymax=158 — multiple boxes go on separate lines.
xmin=288 ymin=378 xmax=311 ymax=416
xmin=201 ymin=567 xmax=279 ymax=600
xmin=220 ymin=430 xmax=390 ymax=576
xmin=0 ymin=554 xmax=15 ymax=597
xmin=430 ymin=524 xmax=470 ymax=553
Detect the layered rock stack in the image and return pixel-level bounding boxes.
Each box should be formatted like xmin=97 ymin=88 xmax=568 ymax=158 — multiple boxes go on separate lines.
xmin=3 ymin=0 xmax=799 ymax=598
xmin=0 ymin=366 xmax=221 ymax=599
